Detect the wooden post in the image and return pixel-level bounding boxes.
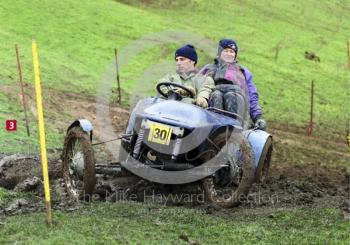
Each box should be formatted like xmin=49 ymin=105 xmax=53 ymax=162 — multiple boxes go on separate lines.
xmin=307 ymin=80 xmax=314 ymax=136
xmin=272 ymin=40 xmax=285 ymax=62
xmin=347 ymin=41 xmax=350 ymax=70
xmin=15 ymin=44 xmax=30 ymax=137
xmin=114 ymin=48 xmax=121 ymax=104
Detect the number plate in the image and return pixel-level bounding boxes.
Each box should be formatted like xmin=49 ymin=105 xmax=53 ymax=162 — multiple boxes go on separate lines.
xmin=148 ymin=123 xmax=172 ymax=145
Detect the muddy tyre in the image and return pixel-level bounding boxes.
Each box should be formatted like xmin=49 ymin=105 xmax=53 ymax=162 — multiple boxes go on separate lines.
xmin=62 ymin=126 xmax=96 ymax=200
xmin=255 ymin=137 xmax=273 ymax=183
xmin=202 ymin=134 xmax=255 ymax=208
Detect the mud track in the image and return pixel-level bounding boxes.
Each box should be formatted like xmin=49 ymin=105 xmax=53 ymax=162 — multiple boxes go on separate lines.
xmin=0 ymin=88 xmax=349 ymax=216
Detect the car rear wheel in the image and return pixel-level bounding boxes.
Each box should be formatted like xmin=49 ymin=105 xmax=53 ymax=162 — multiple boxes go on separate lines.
xmin=202 ymin=134 xmax=255 ymax=208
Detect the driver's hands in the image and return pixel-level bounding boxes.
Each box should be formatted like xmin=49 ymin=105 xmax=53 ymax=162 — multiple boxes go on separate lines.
xmin=254 ymin=118 xmax=267 ymax=131
xmin=196 ymin=96 xmax=208 ymax=108
xmin=159 ymin=86 xmax=170 ymax=96
xmin=173 ymin=88 xmax=186 ymax=96
xmin=174 ymin=86 xmax=196 ymax=97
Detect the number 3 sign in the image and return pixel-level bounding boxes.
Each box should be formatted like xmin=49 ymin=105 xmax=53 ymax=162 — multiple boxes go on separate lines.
xmin=6 ymin=120 xmax=17 ymax=131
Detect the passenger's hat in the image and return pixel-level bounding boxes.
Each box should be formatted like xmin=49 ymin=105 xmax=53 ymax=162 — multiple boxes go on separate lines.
xmin=218 ymin=38 xmax=238 ymax=59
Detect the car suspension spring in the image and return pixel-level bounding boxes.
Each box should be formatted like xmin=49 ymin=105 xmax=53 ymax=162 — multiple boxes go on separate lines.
xmin=133 ymin=128 xmax=145 ymax=158
xmin=171 ymin=138 xmax=182 ymax=160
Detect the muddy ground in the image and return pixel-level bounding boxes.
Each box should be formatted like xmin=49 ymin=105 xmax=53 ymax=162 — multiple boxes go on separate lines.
xmin=0 ymin=149 xmax=348 ymax=217
xmin=0 ymin=88 xmax=349 ymax=217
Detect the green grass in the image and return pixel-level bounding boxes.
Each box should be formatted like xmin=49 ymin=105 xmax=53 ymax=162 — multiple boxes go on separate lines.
xmin=0 ymin=0 xmax=170 ymax=152
xmin=0 ymin=1 xmax=349 ymax=243
xmin=0 ymin=0 xmax=349 ymax=153
xmin=0 ymin=188 xmax=10 ymax=206
xmin=0 ymin=203 xmax=349 ymax=244
xmin=149 ymin=0 xmax=350 ymax=130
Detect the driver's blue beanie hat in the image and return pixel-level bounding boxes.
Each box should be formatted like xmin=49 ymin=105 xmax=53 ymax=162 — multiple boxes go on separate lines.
xmin=175 ymin=44 xmax=198 ymax=65
xmin=218 ymin=39 xmax=238 ymax=58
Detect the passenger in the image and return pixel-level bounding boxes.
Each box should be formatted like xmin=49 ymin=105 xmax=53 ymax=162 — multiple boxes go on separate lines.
xmin=157 ymin=44 xmax=214 ymax=108
xmin=201 ymin=39 xmax=267 ymax=130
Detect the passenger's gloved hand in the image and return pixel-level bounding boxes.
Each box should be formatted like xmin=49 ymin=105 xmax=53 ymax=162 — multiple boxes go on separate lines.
xmin=196 ymin=96 xmax=208 ymax=108
xmin=254 ymin=118 xmax=267 ymax=131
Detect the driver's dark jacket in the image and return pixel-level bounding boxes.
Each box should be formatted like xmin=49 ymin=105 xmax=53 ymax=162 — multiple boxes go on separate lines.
xmin=157 ymin=69 xmax=214 ymax=101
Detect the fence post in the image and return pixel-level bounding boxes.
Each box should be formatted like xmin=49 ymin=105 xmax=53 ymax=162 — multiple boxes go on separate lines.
xmin=15 ymin=44 xmax=30 ymax=137
xmin=307 ymin=80 xmax=314 ymax=136
xmin=115 ymin=48 xmax=121 ymax=104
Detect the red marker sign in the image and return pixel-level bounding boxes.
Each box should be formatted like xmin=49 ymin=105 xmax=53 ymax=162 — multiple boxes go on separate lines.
xmin=6 ymin=120 xmax=17 ymax=131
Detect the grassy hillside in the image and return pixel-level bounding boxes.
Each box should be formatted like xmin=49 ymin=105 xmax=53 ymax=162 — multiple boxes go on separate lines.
xmin=1 ymin=203 xmax=349 ymax=244
xmin=0 ymin=0 xmax=349 ymax=153
xmin=0 ymin=1 xmax=349 ymax=244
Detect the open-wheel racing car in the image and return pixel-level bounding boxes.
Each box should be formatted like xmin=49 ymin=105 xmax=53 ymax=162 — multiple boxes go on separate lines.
xmin=61 ymin=81 xmax=273 ymax=208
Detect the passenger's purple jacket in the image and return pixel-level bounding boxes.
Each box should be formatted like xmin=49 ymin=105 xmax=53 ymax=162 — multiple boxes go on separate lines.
xmin=200 ymin=60 xmax=262 ymax=121
xmin=241 ymin=67 xmax=262 ymax=121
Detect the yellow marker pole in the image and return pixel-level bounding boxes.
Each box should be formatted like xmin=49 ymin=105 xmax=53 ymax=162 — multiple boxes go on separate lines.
xmin=32 ymin=40 xmax=52 ymax=225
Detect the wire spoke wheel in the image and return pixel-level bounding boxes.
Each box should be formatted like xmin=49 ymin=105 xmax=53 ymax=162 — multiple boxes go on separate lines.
xmin=202 ymin=134 xmax=255 ymax=208
xmin=62 ymin=126 xmax=96 ymax=200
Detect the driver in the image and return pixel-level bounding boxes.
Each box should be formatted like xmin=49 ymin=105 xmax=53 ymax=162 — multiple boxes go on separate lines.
xmin=157 ymin=44 xmax=214 ymax=108
xmin=200 ymin=39 xmax=267 ymax=130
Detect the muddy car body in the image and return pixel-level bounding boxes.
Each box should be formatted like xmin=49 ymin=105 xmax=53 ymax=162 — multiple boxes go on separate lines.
xmin=62 ymin=82 xmax=273 ymax=208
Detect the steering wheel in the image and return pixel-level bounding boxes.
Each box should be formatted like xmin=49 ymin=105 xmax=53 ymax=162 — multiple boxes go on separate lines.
xmin=156 ymin=82 xmax=195 ymax=99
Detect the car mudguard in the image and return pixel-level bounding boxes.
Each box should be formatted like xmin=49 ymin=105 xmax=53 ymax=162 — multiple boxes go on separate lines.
xmin=242 ymin=129 xmax=272 ymax=169
xmin=66 ymin=119 xmax=93 ymax=141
